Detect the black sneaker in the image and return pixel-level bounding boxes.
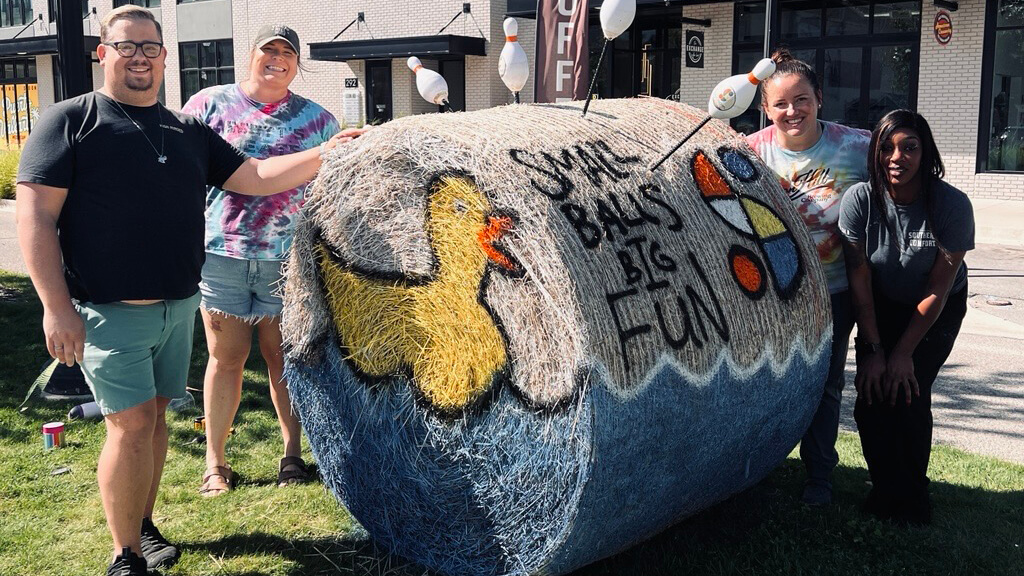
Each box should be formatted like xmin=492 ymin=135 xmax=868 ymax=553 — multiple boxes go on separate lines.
xmin=106 ymin=547 xmax=147 ymax=576
xmin=140 ymin=517 xmax=181 ymax=569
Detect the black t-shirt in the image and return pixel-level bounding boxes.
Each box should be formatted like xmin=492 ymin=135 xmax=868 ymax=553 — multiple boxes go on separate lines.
xmin=17 ymin=92 xmax=247 ymax=304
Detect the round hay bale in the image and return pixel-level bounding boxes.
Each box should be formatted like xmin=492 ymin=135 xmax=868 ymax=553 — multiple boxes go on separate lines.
xmin=282 ymin=98 xmax=832 ymax=576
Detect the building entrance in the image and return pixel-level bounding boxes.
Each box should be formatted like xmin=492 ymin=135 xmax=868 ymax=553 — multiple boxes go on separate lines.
xmin=589 ymin=15 xmax=682 ymax=101
xmin=366 ymin=60 xmax=393 ymax=124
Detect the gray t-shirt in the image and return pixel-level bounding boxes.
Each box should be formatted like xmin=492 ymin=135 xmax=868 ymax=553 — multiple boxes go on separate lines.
xmin=838 ymin=180 xmax=974 ymax=305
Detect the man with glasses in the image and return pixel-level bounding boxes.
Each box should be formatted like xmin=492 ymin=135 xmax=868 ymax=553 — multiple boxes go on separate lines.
xmin=15 ymin=6 xmax=363 ymax=575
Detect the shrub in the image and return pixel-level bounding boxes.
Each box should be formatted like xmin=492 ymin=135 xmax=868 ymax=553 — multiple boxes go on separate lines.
xmin=0 ymin=149 xmax=19 ymax=200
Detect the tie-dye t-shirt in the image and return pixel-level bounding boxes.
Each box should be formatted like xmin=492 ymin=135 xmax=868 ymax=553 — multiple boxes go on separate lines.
xmin=746 ymin=121 xmax=870 ymax=294
xmin=182 ymin=84 xmax=339 ymax=260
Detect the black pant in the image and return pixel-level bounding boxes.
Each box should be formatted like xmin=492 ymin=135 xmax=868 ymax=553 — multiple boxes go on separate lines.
xmin=854 ymin=284 xmax=967 ymax=524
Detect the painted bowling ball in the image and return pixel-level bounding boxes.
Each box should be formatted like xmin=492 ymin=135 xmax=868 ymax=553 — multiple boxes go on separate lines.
xmin=281 ymin=98 xmax=832 ymax=576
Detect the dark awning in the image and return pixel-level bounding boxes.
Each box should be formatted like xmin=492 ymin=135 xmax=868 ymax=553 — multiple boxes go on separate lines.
xmin=0 ymin=34 xmax=100 ymax=56
xmin=309 ymin=34 xmax=486 ymax=62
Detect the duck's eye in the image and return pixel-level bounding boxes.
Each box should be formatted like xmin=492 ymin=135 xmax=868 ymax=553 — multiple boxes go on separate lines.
xmin=453 ymin=200 xmax=467 ymax=214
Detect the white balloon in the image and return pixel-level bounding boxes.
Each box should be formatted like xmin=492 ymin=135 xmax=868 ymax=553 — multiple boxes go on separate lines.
xmin=499 ymin=18 xmax=529 ymax=93
xmin=599 ymin=0 xmax=636 ymax=40
xmin=706 ymin=57 xmax=776 ymax=120
xmin=408 ymin=56 xmax=450 ymax=106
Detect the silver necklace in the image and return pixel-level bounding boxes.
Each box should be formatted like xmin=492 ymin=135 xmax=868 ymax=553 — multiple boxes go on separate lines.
xmin=111 ymin=98 xmax=167 ymax=164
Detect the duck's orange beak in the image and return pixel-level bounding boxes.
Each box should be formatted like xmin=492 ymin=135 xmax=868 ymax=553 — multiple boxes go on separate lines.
xmin=478 ymin=215 xmax=520 ymax=273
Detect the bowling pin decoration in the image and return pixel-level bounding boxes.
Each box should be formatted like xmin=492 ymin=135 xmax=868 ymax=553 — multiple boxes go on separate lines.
xmin=650 ymin=58 xmax=776 ymax=171
xmin=408 ymin=56 xmax=454 ymax=112
xmin=499 ymin=18 xmax=529 ymax=104
xmin=582 ymin=0 xmax=637 ymax=117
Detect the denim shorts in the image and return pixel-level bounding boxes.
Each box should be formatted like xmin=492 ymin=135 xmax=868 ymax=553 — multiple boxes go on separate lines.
xmin=75 ymin=292 xmax=200 ymax=415
xmin=199 ymin=252 xmax=285 ymax=321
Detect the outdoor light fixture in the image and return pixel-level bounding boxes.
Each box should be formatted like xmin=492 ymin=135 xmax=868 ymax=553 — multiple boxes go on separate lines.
xmin=933 ymin=0 xmax=958 ymax=10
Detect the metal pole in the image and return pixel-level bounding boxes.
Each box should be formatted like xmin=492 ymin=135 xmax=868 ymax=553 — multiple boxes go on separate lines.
xmin=760 ymin=0 xmax=774 ymax=130
xmin=55 ymin=0 xmax=89 ymax=101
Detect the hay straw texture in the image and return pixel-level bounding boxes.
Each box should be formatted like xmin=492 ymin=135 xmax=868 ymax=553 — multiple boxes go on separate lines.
xmin=282 ymin=98 xmax=833 ymax=576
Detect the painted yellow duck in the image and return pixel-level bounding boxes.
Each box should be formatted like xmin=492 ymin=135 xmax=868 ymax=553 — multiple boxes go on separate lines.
xmin=317 ymin=174 xmax=520 ymax=413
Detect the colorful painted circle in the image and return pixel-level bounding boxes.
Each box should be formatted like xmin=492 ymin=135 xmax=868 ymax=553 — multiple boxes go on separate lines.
xmin=934 ymin=10 xmax=952 ymax=45
xmin=728 ymin=245 xmax=767 ymax=300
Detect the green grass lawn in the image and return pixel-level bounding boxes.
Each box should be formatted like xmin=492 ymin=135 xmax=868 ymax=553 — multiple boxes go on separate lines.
xmin=1 ymin=269 xmax=1021 ymax=576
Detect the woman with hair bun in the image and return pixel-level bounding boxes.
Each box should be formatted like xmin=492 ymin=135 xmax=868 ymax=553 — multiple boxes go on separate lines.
xmin=839 ymin=110 xmax=973 ymax=525
xmin=746 ymin=48 xmax=871 ymax=506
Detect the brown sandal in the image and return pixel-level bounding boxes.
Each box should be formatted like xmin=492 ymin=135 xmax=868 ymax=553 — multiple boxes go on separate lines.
xmin=277 ymin=456 xmax=314 ymax=487
xmin=199 ymin=465 xmax=236 ymax=497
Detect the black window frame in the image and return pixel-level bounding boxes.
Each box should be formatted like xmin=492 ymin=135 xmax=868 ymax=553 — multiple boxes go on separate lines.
xmin=1 ymin=0 xmax=33 ymax=27
xmin=179 ymin=38 xmax=234 ymax=104
xmin=113 ymin=0 xmax=161 ymax=8
xmin=977 ymin=0 xmax=1024 ymax=174
xmin=732 ymin=0 xmax=921 ymax=133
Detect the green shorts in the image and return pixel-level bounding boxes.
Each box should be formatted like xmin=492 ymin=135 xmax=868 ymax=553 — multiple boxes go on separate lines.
xmin=75 ymin=292 xmax=201 ymax=416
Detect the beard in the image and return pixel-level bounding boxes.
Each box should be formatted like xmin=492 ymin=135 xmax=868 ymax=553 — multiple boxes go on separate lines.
xmin=124 ymin=73 xmax=154 ymax=92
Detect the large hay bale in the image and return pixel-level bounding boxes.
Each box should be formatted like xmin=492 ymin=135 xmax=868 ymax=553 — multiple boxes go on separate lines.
xmin=282 ymin=98 xmax=832 ymax=576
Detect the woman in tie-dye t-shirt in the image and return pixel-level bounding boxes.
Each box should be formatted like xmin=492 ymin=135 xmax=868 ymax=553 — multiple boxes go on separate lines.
xmin=746 ymin=49 xmax=870 ymax=507
xmin=182 ymin=25 xmax=341 ymax=497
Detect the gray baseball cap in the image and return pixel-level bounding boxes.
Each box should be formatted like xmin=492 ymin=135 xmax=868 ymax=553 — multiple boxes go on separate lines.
xmin=253 ymin=24 xmax=300 ymax=53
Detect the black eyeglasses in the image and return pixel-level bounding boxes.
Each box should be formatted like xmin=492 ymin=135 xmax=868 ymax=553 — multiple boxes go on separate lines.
xmin=103 ymin=41 xmax=163 ymax=58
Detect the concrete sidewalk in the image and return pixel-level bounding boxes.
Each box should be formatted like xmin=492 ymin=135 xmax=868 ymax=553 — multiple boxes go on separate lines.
xmin=972 ymin=198 xmax=1024 ymax=248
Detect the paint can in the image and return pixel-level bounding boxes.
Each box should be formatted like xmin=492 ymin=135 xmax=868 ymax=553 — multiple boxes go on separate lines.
xmin=42 ymin=421 xmax=65 ymax=449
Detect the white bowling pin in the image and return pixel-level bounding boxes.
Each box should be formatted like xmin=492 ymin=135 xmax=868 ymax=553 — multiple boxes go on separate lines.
xmin=599 ymin=0 xmax=636 ymax=40
xmin=499 ymin=18 xmax=529 ymax=95
xmin=707 ymin=58 xmax=776 ymax=120
xmin=408 ymin=56 xmax=450 ymax=106
xmin=650 ymin=58 xmax=777 ymax=171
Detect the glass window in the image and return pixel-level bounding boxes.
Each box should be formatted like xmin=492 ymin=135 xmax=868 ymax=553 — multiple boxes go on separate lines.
xmin=200 ymin=42 xmax=217 ymax=67
xmin=1 ymin=0 xmax=33 ymax=25
xmin=873 ymin=1 xmax=921 ymax=33
xmin=790 ymin=48 xmax=817 ymax=67
xmin=179 ymin=40 xmax=234 ymax=103
xmin=869 ymin=44 xmax=914 ymax=126
xmin=821 ymin=48 xmax=863 ymax=126
xmin=735 ymin=2 xmax=766 ymax=43
xmin=181 ymin=43 xmax=198 ymax=69
xmin=182 ymin=70 xmax=199 ymax=101
xmin=113 ymin=0 xmax=161 ymax=7
xmin=0 ymin=58 xmax=36 ymax=83
xmin=985 ymin=20 xmax=1024 ymax=171
xmin=217 ymin=43 xmax=233 ymax=69
xmin=826 ymin=0 xmax=871 ymax=36
xmin=997 ymin=0 xmax=1024 ymax=27
xmin=731 ymin=50 xmax=764 ymax=135
xmin=780 ymin=0 xmax=822 ymax=39
xmin=735 ymin=0 xmax=920 ymax=132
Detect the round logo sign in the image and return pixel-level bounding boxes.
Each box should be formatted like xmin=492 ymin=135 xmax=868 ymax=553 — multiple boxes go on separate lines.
xmin=687 ymin=35 xmax=704 ymax=65
xmin=934 ymin=10 xmax=953 ymax=45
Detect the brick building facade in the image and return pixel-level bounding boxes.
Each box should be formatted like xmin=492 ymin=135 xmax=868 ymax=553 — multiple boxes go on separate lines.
xmin=0 ymin=0 xmax=1020 ymax=200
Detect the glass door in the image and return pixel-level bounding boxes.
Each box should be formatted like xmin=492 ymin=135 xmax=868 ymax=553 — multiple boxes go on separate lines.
xmin=588 ymin=16 xmax=682 ymax=100
xmin=366 ymin=60 xmax=392 ymax=124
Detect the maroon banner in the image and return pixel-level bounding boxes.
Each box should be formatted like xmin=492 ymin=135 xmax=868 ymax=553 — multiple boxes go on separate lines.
xmin=534 ymin=0 xmax=589 ymax=103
